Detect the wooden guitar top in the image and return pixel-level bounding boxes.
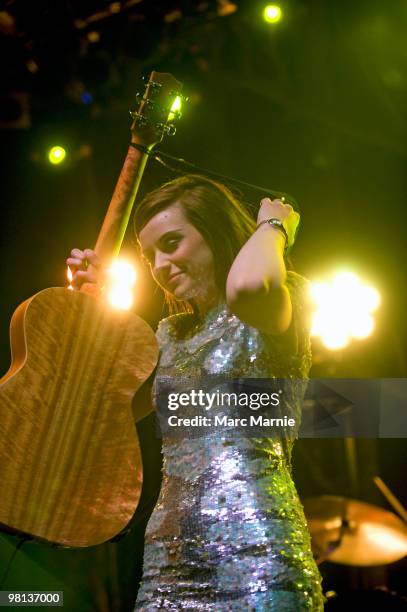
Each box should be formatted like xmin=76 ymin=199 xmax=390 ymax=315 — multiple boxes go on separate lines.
xmin=0 ymin=287 xmax=158 ymax=547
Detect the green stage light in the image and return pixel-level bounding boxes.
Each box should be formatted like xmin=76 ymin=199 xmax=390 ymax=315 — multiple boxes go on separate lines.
xmin=263 ymin=4 xmax=283 ymax=24
xmin=48 ymin=146 xmax=66 ymax=165
xmin=168 ymin=95 xmax=182 ymax=122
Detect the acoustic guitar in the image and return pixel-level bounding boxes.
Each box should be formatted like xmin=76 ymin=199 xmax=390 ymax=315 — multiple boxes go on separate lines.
xmin=0 ymin=71 xmax=182 ymax=547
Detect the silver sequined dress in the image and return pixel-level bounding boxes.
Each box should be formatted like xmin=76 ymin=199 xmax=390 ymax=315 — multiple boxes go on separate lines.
xmin=135 ymin=272 xmax=324 ymax=611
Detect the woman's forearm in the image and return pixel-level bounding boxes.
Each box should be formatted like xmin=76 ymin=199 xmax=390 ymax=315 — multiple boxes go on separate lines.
xmin=226 ymin=224 xmax=287 ymax=300
xmin=225 ymin=224 xmax=292 ymax=334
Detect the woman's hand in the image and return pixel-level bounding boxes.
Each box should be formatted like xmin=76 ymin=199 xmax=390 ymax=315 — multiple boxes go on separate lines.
xmin=257 ymin=198 xmax=300 ymax=249
xmin=66 ymin=248 xmax=101 ymax=290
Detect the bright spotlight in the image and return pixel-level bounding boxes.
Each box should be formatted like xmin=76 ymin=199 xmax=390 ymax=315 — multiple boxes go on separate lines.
xmin=310 ymin=271 xmax=381 ymax=350
xmin=108 ymin=287 xmax=133 ymax=311
xmin=106 ymin=259 xmax=137 ymax=310
xmin=263 ymin=4 xmax=283 ymax=23
xmin=48 ymin=146 xmax=66 ymax=165
xmin=168 ymin=95 xmax=182 ymax=122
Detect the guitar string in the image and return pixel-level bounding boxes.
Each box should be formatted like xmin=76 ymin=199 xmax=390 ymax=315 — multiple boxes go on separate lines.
xmin=129 ymin=143 xmax=301 ymax=213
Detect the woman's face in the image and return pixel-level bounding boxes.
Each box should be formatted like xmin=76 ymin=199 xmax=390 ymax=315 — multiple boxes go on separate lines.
xmin=138 ymin=203 xmax=220 ymax=307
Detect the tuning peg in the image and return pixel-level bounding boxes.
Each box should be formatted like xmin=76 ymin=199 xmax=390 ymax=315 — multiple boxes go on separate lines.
xmin=168 ymin=91 xmax=189 ymax=103
xmin=167 ymin=124 xmax=177 ymax=136
xmin=131 ymin=113 xmax=148 ymax=128
xmin=144 ymin=99 xmax=158 ymax=109
xmin=149 ymin=81 xmax=163 ymax=93
xmin=155 ymin=122 xmax=176 ymax=136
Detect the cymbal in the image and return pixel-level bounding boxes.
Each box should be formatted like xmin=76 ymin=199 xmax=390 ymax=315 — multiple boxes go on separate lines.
xmin=303 ymin=495 xmax=407 ymax=566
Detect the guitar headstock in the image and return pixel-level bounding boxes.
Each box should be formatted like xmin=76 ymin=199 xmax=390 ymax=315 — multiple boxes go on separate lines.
xmin=130 ymin=71 xmax=184 ymax=148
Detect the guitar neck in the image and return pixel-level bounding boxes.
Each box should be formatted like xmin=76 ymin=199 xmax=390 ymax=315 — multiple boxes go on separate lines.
xmin=85 ymin=70 xmax=182 ymax=277
xmin=93 ymin=142 xmax=148 ymax=266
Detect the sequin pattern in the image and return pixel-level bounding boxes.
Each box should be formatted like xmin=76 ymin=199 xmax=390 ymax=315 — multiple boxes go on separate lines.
xmin=134 ymin=272 xmax=324 ymax=610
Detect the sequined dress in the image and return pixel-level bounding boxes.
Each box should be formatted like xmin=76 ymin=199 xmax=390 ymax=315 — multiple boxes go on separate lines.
xmin=134 ymin=272 xmax=324 ymax=611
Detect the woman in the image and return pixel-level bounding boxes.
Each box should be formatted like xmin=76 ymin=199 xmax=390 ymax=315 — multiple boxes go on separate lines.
xmin=68 ymin=174 xmax=324 ymax=610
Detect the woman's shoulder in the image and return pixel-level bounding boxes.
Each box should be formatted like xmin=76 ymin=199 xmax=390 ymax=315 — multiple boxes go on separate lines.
xmin=285 ymin=270 xmax=311 ymax=292
xmin=264 ymin=270 xmax=313 ymax=370
xmin=155 ymin=311 xmax=195 ymax=345
xmin=285 ymin=271 xmax=312 ymax=321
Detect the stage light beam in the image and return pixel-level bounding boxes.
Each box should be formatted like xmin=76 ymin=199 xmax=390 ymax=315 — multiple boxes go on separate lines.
xmin=263 ymin=4 xmax=283 ymax=24
xmin=310 ymin=271 xmax=381 ymax=350
xmin=48 ymin=146 xmax=66 ymax=165
xmin=106 ymin=259 xmax=137 ymax=310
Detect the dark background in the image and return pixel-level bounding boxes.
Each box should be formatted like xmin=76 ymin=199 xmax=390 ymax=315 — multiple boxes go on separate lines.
xmin=0 ymin=0 xmax=406 ymax=609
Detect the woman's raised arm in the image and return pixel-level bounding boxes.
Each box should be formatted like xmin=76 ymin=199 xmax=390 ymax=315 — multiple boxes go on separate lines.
xmin=226 ymin=198 xmax=300 ymax=335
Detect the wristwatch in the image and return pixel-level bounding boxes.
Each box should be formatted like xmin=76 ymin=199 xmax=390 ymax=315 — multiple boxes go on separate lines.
xmin=256 ymin=218 xmax=289 ymax=249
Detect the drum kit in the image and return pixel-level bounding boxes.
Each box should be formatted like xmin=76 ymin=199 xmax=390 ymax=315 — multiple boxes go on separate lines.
xmin=303 ymin=477 xmax=407 ymax=609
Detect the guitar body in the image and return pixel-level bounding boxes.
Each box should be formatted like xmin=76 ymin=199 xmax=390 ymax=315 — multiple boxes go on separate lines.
xmin=0 ymin=287 xmax=158 ymax=547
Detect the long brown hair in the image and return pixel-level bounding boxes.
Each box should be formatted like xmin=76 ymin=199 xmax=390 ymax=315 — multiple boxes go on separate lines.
xmin=134 ymin=174 xmax=277 ymax=315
